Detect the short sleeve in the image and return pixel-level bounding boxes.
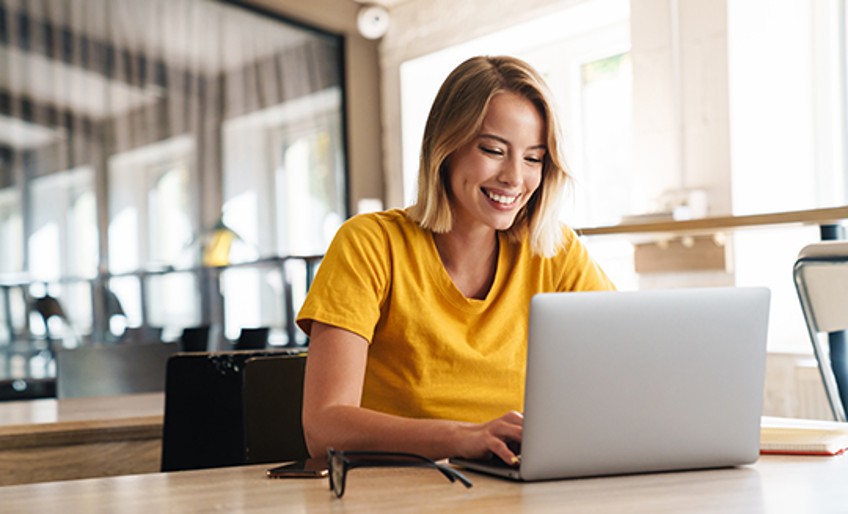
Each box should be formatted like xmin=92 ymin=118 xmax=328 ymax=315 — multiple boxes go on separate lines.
xmin=296 ymin=214 xmax=391 ymax=342
xmin=556 ymin=225 xmax=616 ymax=292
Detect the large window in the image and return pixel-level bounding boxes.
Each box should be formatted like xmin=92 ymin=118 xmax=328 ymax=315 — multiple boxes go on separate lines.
xmin=0 ymin=0 xmax=347 ymax=355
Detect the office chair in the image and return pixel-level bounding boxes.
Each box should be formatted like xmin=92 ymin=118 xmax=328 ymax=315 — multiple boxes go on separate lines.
xmin=160 ymin=349 xmax=307 ymax=472
xmin=30 ymin=293 xmax=73 ymax=346
xmin=234 ymin=326 xmax=270 ymax=350
xmin=242 ymin=354 xmax=309 ymax=463
xmin=55 ymin=341 xmax=179 ymax=398
xmin=0 ymin=378 xmax=56 ymax=401
xmin=103 ymin=289 xmax=129 ymax=342
xmin=179 ymin=325 xmax=211 ymax=352
xmin=793 ymin=240 xmax=848 ymax=421
xmin=121 ymin=325 xmax=164 ymax=344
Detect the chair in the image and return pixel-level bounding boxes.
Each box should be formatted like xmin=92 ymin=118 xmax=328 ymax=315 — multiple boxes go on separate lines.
xmin=121 ymin=325 xmax=164 ymax=344
xmin=0 ymin=378 xmax=56 ymax=401
xmin=30 ymin=293 xmax=75 ymax=348
xmin=234 ymin=327 xmax=270 ymax=350
xmin=160 ymin=349 xmax=307 ymax=472
xmin=55 ymin=341 xmax=179 ymax=398
xmin=179 ymin=325 xmax=211 ymax=352
xmin=103 ymin=288 xmax=129 ymax=342
xmin=794 ymin=241 xmax=848 ymax=421
xmin=242 ymin=355 xmax=309 ymax=463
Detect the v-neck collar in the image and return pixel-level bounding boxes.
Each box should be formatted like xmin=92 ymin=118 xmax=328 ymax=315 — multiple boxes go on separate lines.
xmin=426 ymin=230 xmax=507 ymax=312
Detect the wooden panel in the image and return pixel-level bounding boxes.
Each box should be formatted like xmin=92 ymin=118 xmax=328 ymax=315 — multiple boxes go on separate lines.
xmin=0 ymin=393 xmax=164 ymax=485
xmin=0 ymin=392 xmax=164 ymax=426
xmin=634 ymin=235 xmax=728 ymax=273
xmin=0 ymin=438 xmax=161 ymax=486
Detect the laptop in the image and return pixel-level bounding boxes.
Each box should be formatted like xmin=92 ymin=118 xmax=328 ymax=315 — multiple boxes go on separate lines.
xmin=450 ymin=287 xmax=770 ymax=481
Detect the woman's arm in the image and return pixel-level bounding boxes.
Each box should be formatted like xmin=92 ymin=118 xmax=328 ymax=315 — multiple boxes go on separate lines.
xmin=302 ymin=321 xmax=523 ymax=462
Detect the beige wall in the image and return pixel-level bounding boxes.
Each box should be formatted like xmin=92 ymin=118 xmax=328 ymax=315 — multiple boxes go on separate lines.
xmin=630 ymin=0 xmax=731 ymax=217
xmin=242 ymin=0 xmax=384 ymax=213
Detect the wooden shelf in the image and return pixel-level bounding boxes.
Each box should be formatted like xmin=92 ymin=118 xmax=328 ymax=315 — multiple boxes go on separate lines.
xmin=577 ymin=206 xmax=848 ymax=237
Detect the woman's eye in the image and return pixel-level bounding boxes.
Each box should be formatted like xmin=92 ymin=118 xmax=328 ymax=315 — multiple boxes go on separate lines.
xmin=525 ymin=156 xmax=543 ymax=164
xmin=480 ymin=146 xmax=504 ymax=156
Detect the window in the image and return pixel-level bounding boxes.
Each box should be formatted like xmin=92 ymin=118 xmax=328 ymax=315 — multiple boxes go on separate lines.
xmin=220 ymin=88 xmax=345 ymax=343
xmin=108 ymin=137 xmax=197 ymax=339
xmin=28 ymin=167 xmax=97 ymax=280
xmin=577 ymin=53 xmax=633 ymax=227
xmin=272 ymin=111 xmax=345 ymax=256
xmin=108 ymin=136 xmax=195 ymax=273
xmin=0 ymin=187 xmax=23 ymax=274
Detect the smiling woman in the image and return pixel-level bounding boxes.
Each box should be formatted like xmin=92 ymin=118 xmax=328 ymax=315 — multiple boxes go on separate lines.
xmin=296 ymin=55 xmax=615 ymax=466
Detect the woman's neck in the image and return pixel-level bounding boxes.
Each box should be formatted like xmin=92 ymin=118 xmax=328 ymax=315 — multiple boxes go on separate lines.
xmin=433 ymin=227 xmax=499 ymax=300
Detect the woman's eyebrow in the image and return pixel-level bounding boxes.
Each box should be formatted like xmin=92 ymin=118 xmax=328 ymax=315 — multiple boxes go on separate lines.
xmin=478 ymin=133 xmax=546 ymax=150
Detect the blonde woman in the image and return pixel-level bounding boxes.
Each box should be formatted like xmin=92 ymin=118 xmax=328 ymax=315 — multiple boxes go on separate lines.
xmin=297 ymin=55 xmax=614 ymax=465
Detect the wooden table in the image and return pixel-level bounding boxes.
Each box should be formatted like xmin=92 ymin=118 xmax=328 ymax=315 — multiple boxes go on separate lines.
xmin=0 ymin=454 xmax=844 ymax=512
xmin=0 ymin=392 xmax=164 ymax=486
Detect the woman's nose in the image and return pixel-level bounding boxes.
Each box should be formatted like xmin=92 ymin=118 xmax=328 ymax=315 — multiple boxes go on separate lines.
xmin=497 ymin=156 xmax=521 ymax=186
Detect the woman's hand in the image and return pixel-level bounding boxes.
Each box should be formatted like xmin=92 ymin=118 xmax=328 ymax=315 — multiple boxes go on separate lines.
xmin=451 ymin=411 xmax=523 ymax=465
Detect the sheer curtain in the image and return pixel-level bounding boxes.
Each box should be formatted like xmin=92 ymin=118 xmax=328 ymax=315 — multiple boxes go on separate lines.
xmin=0 ymin=0 xmax=345 ymax=352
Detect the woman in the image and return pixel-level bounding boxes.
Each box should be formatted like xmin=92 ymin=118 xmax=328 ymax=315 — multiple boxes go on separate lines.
xmin=296 ymin=55 xmax=614 ymax=465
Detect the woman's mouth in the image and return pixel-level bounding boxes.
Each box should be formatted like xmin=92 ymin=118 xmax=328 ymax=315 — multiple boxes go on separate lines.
xmin=483 ymin=189 xmax=519 ymax=206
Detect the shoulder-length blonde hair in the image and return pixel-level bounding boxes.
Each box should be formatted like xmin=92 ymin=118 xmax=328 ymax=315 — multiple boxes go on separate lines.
xmin=407 ymin=55 xmax=569 ymax=258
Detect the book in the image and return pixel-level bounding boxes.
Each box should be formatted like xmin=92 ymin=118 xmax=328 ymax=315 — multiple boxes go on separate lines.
xmin=760 ymin=416 xmax=848 ymax=456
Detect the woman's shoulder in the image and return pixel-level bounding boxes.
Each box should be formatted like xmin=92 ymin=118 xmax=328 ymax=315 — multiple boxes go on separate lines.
xmin=339 ymin=208 xmax=423 ymax=238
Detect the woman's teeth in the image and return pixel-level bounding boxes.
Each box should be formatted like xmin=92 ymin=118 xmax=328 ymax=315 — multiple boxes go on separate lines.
xmin=485 ymin=190 xmax=518 ymax=205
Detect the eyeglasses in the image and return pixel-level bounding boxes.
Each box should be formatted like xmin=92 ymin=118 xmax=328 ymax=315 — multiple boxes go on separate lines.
xmin=326 ymin=448 xmax=473 ymax=498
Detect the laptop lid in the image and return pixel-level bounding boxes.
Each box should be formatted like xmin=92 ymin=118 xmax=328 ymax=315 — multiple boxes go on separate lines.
xmin=454 ymin=287 xmax=770 ymax=481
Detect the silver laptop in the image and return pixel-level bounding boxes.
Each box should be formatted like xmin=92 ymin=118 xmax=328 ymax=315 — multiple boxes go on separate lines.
xmin=451 ymin=287 xmax=770 ymax=481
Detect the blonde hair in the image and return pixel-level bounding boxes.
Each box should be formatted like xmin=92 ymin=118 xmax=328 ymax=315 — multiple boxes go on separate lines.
xmin=407 ymin=55 xmax=569 ymax=257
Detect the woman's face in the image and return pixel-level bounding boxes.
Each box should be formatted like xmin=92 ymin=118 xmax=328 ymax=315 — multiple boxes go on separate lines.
xmin=445 ymin=91 xmax=546 ymax=234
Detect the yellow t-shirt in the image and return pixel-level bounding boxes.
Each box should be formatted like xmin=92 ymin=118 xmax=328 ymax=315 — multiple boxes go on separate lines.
xmin=296 ymin=209 xmax=615 ymax=423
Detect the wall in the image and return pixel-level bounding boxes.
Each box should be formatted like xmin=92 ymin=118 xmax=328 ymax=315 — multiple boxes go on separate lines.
xmin=241 ymin=0 xmax=384 ymax=214
xmin=630 ymin=0 xmax=731 ymax=217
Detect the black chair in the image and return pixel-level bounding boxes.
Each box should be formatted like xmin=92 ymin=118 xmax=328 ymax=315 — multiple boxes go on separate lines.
xmin=242 ymin=355 xmax=309 ymax=463
xmin=160 ymin=349 xmax=307 ymax=472
xmin=121 ymin=325 xmax=164 ymax=344
xmin=55 ymin=341 xmax=179 ymax=398
xmin=179 ymin=325 xmax=211 ymax=352
xmin=234 ymin=327 xmax=270 ymax=350
xmin=30 ymin=293 xmax=73 ymax=347
xmin=0 ymin=378 xmax=56 ymax=401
